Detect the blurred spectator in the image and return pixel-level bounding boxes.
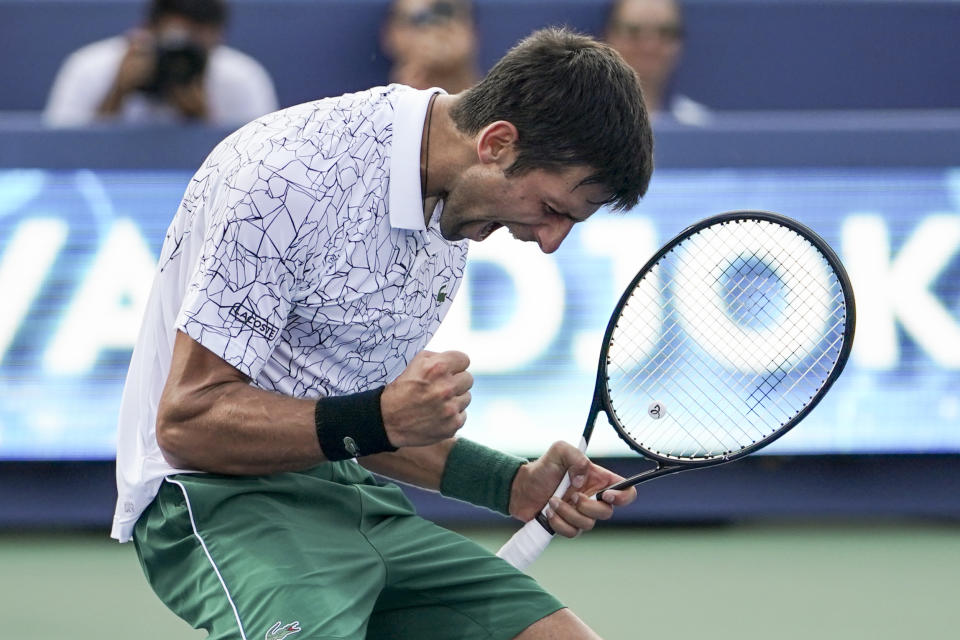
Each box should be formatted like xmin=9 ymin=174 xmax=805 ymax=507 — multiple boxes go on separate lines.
xmin=381 ymin=0 xmax=479 ymax=93
xmin=44 ymin=0 xmax=278 ymax=127
xmin=605 ymin=0 xmax=710 ymax=125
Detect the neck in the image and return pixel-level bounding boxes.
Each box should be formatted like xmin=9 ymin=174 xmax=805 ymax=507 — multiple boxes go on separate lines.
xmin=417 ymin=94 xmax=475 ymax=226
xmin=420 ymin=92 xmax=440 ymax=224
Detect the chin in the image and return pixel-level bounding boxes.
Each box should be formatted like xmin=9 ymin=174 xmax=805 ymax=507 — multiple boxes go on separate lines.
xmin=436 ymin=217 xmax=460 ymax=241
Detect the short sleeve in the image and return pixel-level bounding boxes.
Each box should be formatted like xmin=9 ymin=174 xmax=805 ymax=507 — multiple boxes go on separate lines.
xmin=176 ymin=165 xmax=315 ymax=379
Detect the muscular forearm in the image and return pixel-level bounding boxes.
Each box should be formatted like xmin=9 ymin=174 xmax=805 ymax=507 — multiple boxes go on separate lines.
xmin=358 ymin=439 xmax=457 ymax=490
xmin=158 ymin=331 xmax=471 ymax=477
xmin=155 ymin=331 xmax=320 ymax=474
xmin=157 ymin=380 xmax=323 ymax=475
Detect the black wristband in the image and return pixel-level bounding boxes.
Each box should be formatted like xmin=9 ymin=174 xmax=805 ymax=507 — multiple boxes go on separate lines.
xmin=314 ymin=386 xmax=396 ymax=461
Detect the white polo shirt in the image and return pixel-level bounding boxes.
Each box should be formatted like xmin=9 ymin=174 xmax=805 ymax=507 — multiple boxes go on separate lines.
xmin=111 ymin=85 xmax=468 ymax=542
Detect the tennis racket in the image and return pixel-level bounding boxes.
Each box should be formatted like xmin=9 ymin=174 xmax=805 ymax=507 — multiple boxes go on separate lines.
xmin=497 ymin=210 xmax=856 ymax=570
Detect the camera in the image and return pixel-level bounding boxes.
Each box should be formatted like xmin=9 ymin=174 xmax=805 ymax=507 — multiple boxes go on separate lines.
xmin=141 ymin=30 xmax=208 ymax=96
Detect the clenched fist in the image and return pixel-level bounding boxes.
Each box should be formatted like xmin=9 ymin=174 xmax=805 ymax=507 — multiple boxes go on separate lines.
xmin=381 ymin=350 xmax=473 ymax=448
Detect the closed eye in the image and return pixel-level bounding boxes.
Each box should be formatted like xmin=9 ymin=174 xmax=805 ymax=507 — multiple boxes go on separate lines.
xmin=544 ymin=203 xmax=578 ymax=222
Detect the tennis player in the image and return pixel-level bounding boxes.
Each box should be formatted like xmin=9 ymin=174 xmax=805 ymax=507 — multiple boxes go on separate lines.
xmin=113 ymin=28 xmax=653 ymax=639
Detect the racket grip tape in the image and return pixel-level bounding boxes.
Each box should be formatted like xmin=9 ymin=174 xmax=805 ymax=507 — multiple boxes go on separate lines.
xmin=496 ymin=517 xmax=555 ymax=570
xmin=497 ymin=437 xmax=589 ymax=570
xmin=496 ymin=472 xmax=571 ymax=569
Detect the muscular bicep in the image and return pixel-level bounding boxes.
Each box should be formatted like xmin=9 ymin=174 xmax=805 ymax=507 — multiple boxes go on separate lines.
xmin=156 ymin=331 xmax=252 ymax=465
xmin=160 ymin=330 xmax=250 ymax=415
xmin=156 ymin=330 xmax=321 ymax=474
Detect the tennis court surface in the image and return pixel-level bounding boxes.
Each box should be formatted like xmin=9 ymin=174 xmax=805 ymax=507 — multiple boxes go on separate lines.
xmin=2 ymin=522 xmax=956 ymax=639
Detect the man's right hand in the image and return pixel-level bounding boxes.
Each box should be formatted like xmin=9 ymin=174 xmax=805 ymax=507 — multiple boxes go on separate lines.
xmin=99 ymin=30 xmax=155 ymax=116
xmin=380 ymin=350 xmax=473 ymax=448
xmin=114 ymin=30 xmax=156 ymax=95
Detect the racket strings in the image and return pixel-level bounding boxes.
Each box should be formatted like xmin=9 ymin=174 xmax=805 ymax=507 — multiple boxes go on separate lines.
xmin=664 ymin=223 xmax=842 ymax=385
xmin=613 ymin=309 xmax=763 ymax=447
xmin=644 ymin=225 xmax=844 ymax=438
xmin=613 ymin=311 xmax=809 ymax=456
xmin=629 ymin=241 xmax=814 ymax=393
xmin=617 ymin=223 xmax=846 ymax=455
xmin=611 ymin=304 xmax=772 ymax=454
xmin=612 ymin=314 xmax=772 ymax=454
xmin=616 ymin=327 xmax=750 ymax=452
xmin=617 ymin=257 xmax=820 ymax=438
xmin=606 ymin=219 xmax=848 ymax=460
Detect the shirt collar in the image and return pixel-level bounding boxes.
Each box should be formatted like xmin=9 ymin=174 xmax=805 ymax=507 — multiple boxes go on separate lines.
xmin=389 ymin=86 xmax=445 ymax=231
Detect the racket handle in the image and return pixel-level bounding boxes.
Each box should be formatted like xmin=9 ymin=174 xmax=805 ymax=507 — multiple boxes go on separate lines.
xmin=496 ymin=472 xmax=572 ymax=569
xmin=497 ymin=437 xmax=589 ymax=570
xmin=496 ymin=513 xmax=555 ymax=570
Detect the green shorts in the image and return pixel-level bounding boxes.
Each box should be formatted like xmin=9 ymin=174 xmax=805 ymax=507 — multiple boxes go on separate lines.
xmin=133 ymin=461 xmax=564 ymax=640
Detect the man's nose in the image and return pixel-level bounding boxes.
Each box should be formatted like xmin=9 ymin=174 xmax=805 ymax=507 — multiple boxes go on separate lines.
xmin=536 ymin=217 xmax=575 ymax=254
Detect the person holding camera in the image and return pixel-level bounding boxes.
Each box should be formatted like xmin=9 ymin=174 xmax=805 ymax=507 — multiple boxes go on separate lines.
xmin=44 ymin=0 xmax=278 ymax=127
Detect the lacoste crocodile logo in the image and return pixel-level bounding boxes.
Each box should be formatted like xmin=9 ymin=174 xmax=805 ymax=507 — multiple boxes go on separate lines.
xmin=265 ymin=620 xmax=301 ymax=640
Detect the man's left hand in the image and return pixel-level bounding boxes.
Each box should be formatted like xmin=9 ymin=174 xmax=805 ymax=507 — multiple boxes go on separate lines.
xmin=508 ymin=441 xmax=637 ymax=538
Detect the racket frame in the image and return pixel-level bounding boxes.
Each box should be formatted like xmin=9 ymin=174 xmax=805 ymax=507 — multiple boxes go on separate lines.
xmin=593 ymin=210 xmax=856 ymax=488
xmin=498 ymin=210 xmax=856 ymax=568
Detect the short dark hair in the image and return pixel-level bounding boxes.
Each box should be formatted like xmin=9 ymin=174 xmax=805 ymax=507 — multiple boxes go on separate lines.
xmin=450 ymin=28 xmax=653 ymax=211
xmin=147 ymin=0 xmax=229 ymax=26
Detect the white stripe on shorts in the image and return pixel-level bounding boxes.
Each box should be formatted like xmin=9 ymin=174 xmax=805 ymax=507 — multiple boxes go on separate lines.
xmin=166 ymin=478 xmax=248 ymax=640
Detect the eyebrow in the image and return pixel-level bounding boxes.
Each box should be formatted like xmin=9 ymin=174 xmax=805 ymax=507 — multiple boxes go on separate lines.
xmin=558 ymin=179 xmax=606 ymax=221
xmin=547 ymin=200 xmax=589 ymax=223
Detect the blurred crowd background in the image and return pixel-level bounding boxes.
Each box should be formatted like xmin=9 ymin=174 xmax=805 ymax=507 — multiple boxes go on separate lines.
xmin=3 ymin=0 xmax=959 ymax=123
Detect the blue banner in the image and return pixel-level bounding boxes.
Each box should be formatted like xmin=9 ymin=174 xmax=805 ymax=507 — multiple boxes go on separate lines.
xmin=1 ymin=168 xmax=958 ymax=458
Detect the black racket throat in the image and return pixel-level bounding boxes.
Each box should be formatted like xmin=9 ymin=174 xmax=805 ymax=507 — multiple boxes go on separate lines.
xmin=597 ymin=460 xmax=706 ymax=498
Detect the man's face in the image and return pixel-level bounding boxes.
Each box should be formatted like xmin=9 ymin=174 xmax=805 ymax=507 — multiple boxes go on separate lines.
xmin=606 ymin=0 xmax=684 ymax=88
xmin=439 ymin=162 xmax=609 ymax=255
xmin=384 ymin=0 xmax=474 ymax=70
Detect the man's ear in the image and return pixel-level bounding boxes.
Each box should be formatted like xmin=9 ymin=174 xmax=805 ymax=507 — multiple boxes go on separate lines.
xmin=476 ymin=121 xmax=518 ymax=167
